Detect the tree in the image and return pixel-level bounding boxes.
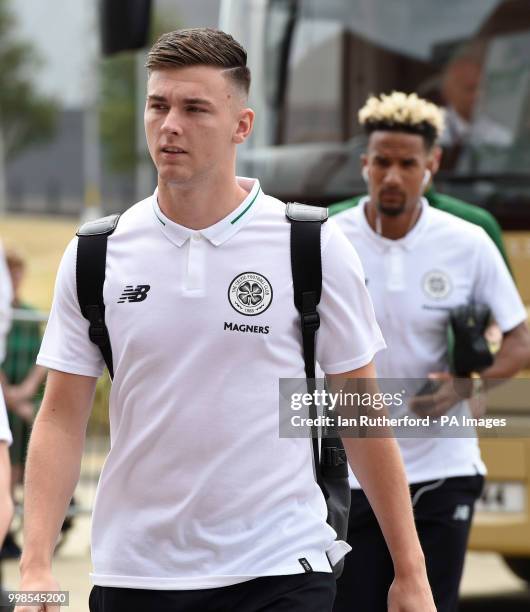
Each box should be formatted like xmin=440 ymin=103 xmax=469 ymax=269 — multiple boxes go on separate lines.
xmin=0 ymin=0 xmax=57 ymax=159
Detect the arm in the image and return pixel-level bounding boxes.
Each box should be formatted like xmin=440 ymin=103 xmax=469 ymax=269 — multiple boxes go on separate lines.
xmin=18 ymin=370 xmax=97 ymax=596
xmin=411 ymin=322 xmax=530 ymax=418
xmin=0 ymin=441 xmax=14 ymax=543
xmin=327 ymin=362 xmax=435 ymax=612
xmin=14 ymin=365 xmax=48 ymax=399
xmin=481 ymin=321 xmax=530 ymax=379
xmin=2 ymin=366 xmax=48 ymax=415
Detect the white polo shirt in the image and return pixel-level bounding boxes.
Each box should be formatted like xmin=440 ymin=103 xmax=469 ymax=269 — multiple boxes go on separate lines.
xmin=333 ymin=197 xmax=527 ymax=486
xmin=0 ymin=391 xmax=12 ymax=446
xmin=38 ymin=178 xmax=385 ymax=590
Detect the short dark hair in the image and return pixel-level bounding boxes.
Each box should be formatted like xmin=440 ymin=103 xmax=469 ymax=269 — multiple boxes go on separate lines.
xmin=146 ymin=28 xmax=250 ymax=95
xmin=363 ymin=120 xmax=438 ymax=150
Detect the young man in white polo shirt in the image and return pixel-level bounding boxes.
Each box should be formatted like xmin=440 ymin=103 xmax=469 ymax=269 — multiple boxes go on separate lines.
xmin=18 ymin=31 xmax=435 ymax=611
xmin=331 ymin=92 xmax=530 ymax=612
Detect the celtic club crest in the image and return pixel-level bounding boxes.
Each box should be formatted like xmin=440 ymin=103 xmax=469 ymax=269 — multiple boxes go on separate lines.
xmin=228 ymin=272 xmax=273 ymax=316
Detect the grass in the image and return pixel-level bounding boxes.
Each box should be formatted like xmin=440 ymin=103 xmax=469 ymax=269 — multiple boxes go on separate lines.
xmin=0 ymin=213 xmax=111 ymax=429
xmin=0 ymin=214 xmax=78 ymax=310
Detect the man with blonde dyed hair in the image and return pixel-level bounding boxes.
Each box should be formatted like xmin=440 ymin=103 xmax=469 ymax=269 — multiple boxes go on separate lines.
xmin=331 ymin=92 xmax=530 ymax=612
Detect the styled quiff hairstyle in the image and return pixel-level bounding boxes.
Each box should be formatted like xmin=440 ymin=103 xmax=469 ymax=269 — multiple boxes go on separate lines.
xmin=146 ymin=28 xmax=250 ymax=95
xmin=359 ymin=91 xmax=445 ymax=149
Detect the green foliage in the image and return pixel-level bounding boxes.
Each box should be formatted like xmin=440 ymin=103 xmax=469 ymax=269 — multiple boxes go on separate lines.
xmin=0 ymin=0 xmax=57 ymax=158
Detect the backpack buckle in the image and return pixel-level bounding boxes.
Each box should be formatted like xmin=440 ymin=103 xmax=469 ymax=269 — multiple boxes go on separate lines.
xmin=301 ymin=311 xmax=320 ymax=331
xmin=322 ymin=446 xmax=347 ymax=467
xmin=85 ymin=305 xmax=109 ymax=347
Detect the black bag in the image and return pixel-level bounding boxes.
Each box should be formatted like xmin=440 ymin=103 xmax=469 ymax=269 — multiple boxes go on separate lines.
xmin=76 ymin=204 xmax=351 ymax=576
xmin=449 ymin=303 xmax=493 ymax=377
xmin=286 ymin=202 xmax=351 ymax=578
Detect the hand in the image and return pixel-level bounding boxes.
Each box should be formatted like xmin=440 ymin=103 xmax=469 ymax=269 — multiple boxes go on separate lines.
xmin=15 ymin=571 xmax=61 ymax=612
xmin=13 ymin=400 xmax=35 ymax=424
xmin=5 ymin=384 xmax=34 ymax=409
xmin=388 ymin=572 xmax=436 ymax=611
xmin=409 ymin=372 xmax=470 ymax=418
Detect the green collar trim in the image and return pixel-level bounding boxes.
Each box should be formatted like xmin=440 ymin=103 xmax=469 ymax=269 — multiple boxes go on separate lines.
xmin=153 ymin=206 xmax=166 ymax=226
xmin=230 ymin=187 xmax=260 ymax=225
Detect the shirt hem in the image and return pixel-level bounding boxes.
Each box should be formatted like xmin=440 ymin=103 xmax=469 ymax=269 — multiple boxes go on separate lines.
xmin=320 ymin=339 xmax=386 ymax=375
xmin=36 ymin=354 xmax=104 ymax=378
xmin=498 ymin=312 xmax=527 ymax=334
xmin=350 ymin=463 xmax=487 ymax=489
xmin=90 ymin=564 xmax=333 ymax=590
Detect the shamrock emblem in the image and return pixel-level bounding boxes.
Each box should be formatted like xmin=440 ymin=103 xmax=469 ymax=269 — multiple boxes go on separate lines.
xmin=238 ymin=281 xmax=263 ymax=306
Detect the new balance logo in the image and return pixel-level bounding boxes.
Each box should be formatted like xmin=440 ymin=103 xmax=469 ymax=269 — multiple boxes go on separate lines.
xmin=453 ymin=504 xmax=470 ymax=521
xmin=117 ymin=285 xmax=151 ymax=303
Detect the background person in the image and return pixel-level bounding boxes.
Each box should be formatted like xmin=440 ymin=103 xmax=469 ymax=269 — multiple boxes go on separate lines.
xmin=439 ymin=54 xmax=512 ymax=150
xmin=330 ymin=91 xmax=530 ymax=612
xmin=0 ymin=248 xmax=46 ymax=560
xmin=330 ymin=96 xmax=511 ymax=271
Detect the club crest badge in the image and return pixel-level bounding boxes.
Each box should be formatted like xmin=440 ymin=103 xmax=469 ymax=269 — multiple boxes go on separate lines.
xmin=228 ymin=272 xmax=273 ymax=316
xmin=422 ymin=270 xmax=452 ymax=299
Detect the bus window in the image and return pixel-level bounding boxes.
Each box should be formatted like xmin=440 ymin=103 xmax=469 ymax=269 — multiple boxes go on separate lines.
xmin=281 ymin=16 xmax=344 ymax=144
xmin=222 ymin=0 xmax=530 ymax=219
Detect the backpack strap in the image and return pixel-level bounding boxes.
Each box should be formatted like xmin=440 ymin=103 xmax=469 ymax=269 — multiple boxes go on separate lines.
xmin=76 ymin=214 xmax=121 ymax=379
xmin=286 ymin=202 xmax=328 ymax=493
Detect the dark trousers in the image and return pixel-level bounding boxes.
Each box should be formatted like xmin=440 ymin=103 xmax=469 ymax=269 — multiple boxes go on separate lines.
xmin=333 ymin=475 xmax=484 ymax=612
xmin=89 ymin=572 xmax=336 ymax=612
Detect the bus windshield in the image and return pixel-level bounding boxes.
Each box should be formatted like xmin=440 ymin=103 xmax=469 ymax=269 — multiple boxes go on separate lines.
xmin=222 ymin=0 xmax=530 ymax=226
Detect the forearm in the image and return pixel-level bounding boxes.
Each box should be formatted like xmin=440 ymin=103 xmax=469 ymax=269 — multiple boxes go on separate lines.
xmin=343 ymin=436 xmax=425 ymax=575
xmin=12 ymin=370 xmax=96 ymax=606
xmin=481 ymin=323 xmax=530 ymax=381
xmin=20 ymin=409 xmax=86 ymax=573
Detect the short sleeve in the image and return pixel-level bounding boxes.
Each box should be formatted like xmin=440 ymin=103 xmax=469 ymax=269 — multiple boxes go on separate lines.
xmin=316 ymin=220 xmax=386 ymax=374
xmin=37 ymin=238 xmax=105 ymax=377
xmin=0 ymin=391 xmax=12 ymax=446
xmin=472 ymin=228 xmax=527 ymax=332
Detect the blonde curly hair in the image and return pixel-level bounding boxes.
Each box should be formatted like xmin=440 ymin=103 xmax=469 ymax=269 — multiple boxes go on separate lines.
xmin=359 ymin=91 xmax=445 ymax=147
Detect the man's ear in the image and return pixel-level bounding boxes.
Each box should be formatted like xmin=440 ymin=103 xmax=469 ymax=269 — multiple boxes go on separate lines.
xmin=429 ymin=145 xmax=442 ymax=175
xmin=233 ymin=107 xmax=255 ymax=144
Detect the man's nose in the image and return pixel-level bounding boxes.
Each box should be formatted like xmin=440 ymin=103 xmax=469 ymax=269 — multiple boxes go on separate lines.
xmin=383 ymin=165 xmax=401 ymax=184
xmin=161 ymin=108 xmax=183 ymax=135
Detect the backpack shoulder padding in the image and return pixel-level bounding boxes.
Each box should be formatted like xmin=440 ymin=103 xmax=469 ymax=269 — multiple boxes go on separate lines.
xmin=77 ymin=213 xmax=121 ymax=237
xmin=285 ymin=202 xmax=328 ymax=223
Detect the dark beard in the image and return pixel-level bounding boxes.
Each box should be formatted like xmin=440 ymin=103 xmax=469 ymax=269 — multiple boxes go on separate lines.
xmin=377 ymin=202 xmax=406 ymax=217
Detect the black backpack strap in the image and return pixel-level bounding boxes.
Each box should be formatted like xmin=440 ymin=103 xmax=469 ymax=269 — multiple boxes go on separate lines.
xmin=286 ymin=202 xmax=328 ymax=493
xmin=76 ymin=214 xmax=121 ymax=379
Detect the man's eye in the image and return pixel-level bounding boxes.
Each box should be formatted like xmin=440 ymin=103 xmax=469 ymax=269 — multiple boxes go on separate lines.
xmin=187 ymin=106 xmax=206 ymax=113
xmin=150 ymin=104 xmax=168 ymax=111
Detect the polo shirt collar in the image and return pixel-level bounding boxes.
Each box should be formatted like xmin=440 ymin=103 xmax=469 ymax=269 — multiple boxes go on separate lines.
xmin=357 ymin=196 xmax=429 ymax=251
xmin=151 ymin=177 xmax=262 ymax=247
